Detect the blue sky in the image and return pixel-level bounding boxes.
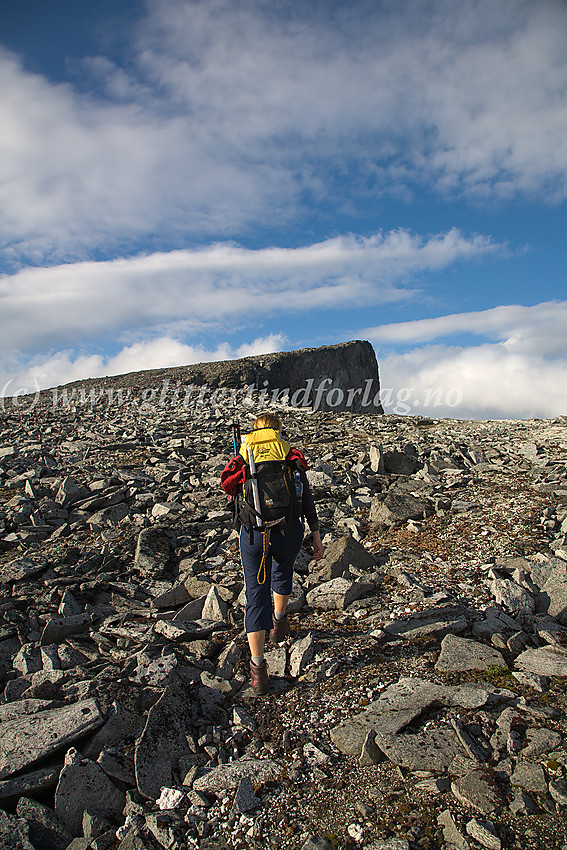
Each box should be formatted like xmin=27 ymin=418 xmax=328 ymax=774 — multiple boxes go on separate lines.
xmin=1 ymin=0 xmax=566 ymax=418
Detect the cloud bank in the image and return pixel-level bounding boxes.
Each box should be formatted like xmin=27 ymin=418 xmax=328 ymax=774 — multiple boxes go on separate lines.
xmin=368 ymin=302 xmax=567 ymax=419
xmin=1 ymin=228 xmax=496 ymax=358
xmin=1 ymin=0 xmax=566 ymax=261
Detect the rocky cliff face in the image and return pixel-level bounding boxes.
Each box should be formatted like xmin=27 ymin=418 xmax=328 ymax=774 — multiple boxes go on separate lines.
xmin=26 ymin=340 xmax=383 ymax=415
xmin=1 ymin=394 xmax=567 ymax=850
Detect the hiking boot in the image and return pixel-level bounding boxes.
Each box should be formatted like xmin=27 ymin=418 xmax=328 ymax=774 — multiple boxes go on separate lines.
xmin=270 ymin=613 xmax=290 ymax=643
xmin=250 ymin=659 xmax=269 ymax=695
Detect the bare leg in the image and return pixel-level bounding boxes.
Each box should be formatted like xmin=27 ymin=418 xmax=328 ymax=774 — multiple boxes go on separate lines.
xmin=273 ymin=592 xmax=290 ymax=617
xmin=247 ymin=630 xmax=266 ymax=659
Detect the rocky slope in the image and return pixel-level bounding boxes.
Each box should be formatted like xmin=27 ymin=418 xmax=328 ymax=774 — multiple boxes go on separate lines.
xmin=1 ymin=394 xmax=567 ymax=850
xmin=23 ymin=340 xmax=383 ymax=414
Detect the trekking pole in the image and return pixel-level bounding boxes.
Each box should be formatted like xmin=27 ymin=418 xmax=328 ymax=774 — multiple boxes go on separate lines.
xmin=244 ymin=432 xmax=264 ymax=531
xmin=232 ymin=420 xmax=241 ymax=456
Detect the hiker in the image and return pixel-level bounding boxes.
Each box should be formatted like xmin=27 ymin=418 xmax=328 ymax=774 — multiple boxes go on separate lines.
xmin=221 ymin=412 xmax=325 ymax=695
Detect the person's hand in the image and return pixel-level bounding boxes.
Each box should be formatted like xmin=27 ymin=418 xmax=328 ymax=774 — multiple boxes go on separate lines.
xmin=311 ymin=530 xmax=325 ymax=561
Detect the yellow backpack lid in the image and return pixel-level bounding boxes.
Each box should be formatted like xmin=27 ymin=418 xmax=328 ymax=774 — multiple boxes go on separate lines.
xmin=240 ymin=428 xmax=291 ymax=465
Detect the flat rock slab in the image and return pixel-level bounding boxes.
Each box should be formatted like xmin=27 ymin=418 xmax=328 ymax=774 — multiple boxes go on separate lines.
xmin=451 ymin=769 xmax=503 ymax=814
xmin=522 ymin=727 xmax=563 ymax=758
xmin=40 ymin=613 xmax=92 ymax=645
xmin=0 ymin=699 xmax=103 ymax=780
xmin=0 ymin=766 xmax=61 ymax=801
xmin=510 ymin=763 xmax=548 ymax=795
xmin=435 ymin=635 xmax=508 ymax=672
xmin=134 ymin=678 xmax=198 ymax=799
xmin=192 ymin=757 xmax=282 ymax=796
xmin=514 ymin=646 xmax=567 ymax=677
xmin=378 ymin=727 xmax=462 ymax=772
xmin=330 ymin=678 xmax=492 ymax=758
xmin=0 ymin=558 xmax=46 ymax=585
xmin=384 ymin=605 xmax=468 ymax=640
xmin=264 ymin=644 xmax=287 ymax=678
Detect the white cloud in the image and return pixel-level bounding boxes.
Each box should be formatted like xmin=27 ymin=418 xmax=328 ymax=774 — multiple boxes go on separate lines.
xmin=365 ymin=301 xmax=567 ymax=357
xmin=371 ymin=301 xmax=567 ymax=418
xmin=0 ymin=229 xmax=496 ymax=355
xmin=1 ymin=334 xmax=288 ymax=395
xmin=1 ymin=0 xmax=566 ymax=260
xmin=380 ymin=345 xmax=567 ymax=419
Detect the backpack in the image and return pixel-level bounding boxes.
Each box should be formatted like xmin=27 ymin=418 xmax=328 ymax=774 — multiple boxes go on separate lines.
xmin=238 ymin=427 xmax=302 ymax=536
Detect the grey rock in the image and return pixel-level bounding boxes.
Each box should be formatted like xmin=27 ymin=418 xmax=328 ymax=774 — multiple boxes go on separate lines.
xmin=0 ymin=809 xmax=35 ymax=850
xmin=13 ymin=644 xmax=41 ymax=675
xmin=201 ymin=585 xmax=229 ymax=621
xmin=510 ymin=763 xmax=548 ymax=795
xmin=16 ymin=797 xmax=74 ymax=850
xmin=383 ymin=450 xmax=421 ymax=476
xmin=134 ymin=650 xmax=177 ymax=687
xmin=306 ymin=577 xmax=373 ymax=610
xmin=511 ymin=670 xmax=549 ymax=692
xmin=83 ymin=701 xmax=144 ymax=760
xmin=134 ymin=678 xmax=198 ymax=799
xmin=368 ymin=442 xmax=385 ymax=474
xmin=384 ymin=605 xmax=468 ymax=640
xmin=437 ymin=810 xmax=470 ymax=850
xmin=435 ymin=634 xmax=508 ymax=672
xmin=521 ymin=727 xmax=563 ymax=758
xmin=172 ymin=596 xmax=206 ymax=621
xmin=150 ymin=582 xmax=192 ymax=609
xmin=54 ymin=749 xmax=125 ymax=837
xmin=232 ymin=706 xmax=257 ymax=731
xmin=193 ymin=757 xmax=281 ymax=795
xmin=97 ymin=748 xmax=136 ymax=785
xmin=509 ymin=787 xmax=539 ymax=814
xmin=549 ymin=777 xmax=567 ymax=807
xmin=0 ymin=557 xmax=46 ymax=585
xmin=369 ymin=491 xmax=429 ymax=528
xmin=0 ymin=698 xmax=103 ymax=780
xmin=289 ymin=633 xmax=315 ymax=677
xmin=359 ymin=731 xmax=383 ymax=766
xmin=381 ymin=727 xmax=462 ymax=772
xmin=312 ymin=535 xmax=375 ymax=581
xmin=450 ymin=717 xmax=489 ymax=763
xmin=330 ymin=677 xmax=491 ymax=761
xmin=215 ymin=640 xmax=242 ymax=679
xmin=466 ymin=819 xmax=501 ymax=850
xmin=286 ymin=576 xmax=306 ymax=613
xmin=82 ymin=808 xmax=112 ymax=840
xmin=0 ymin=766 xmax=61 ymax=801
xmin=364 ymin=841 xmax=410 ymax=850
xmin=300 ymin=836 xmax=333 ymax=850
xmin=540 ymin=563 xmax=567 ymax=623
xmin=55 ymin=476 xmax=89 ymax=506
xmin=264 ymin=644 xmax=287 ymax=678
xmin=451 ymin=769 xmax=503 ymax=814
xmin=514 ymin=646 xmax=567 ymax=677
xmin=40 ymin=613 xmax=92 ymax=645
xmin=88 ymin=502 xmax=130 ymax=527
xmin=134 ymin=526 xmax=172 ymax=576
xmin=231 ymin=775 xmax=261 ymax=815
xmin=490 ymin=576 xmax=535 ymax=613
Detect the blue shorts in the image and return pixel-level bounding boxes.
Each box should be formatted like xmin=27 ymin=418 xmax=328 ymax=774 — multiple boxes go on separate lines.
xmin=239 ymin=520 xmax=304 ymax=633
